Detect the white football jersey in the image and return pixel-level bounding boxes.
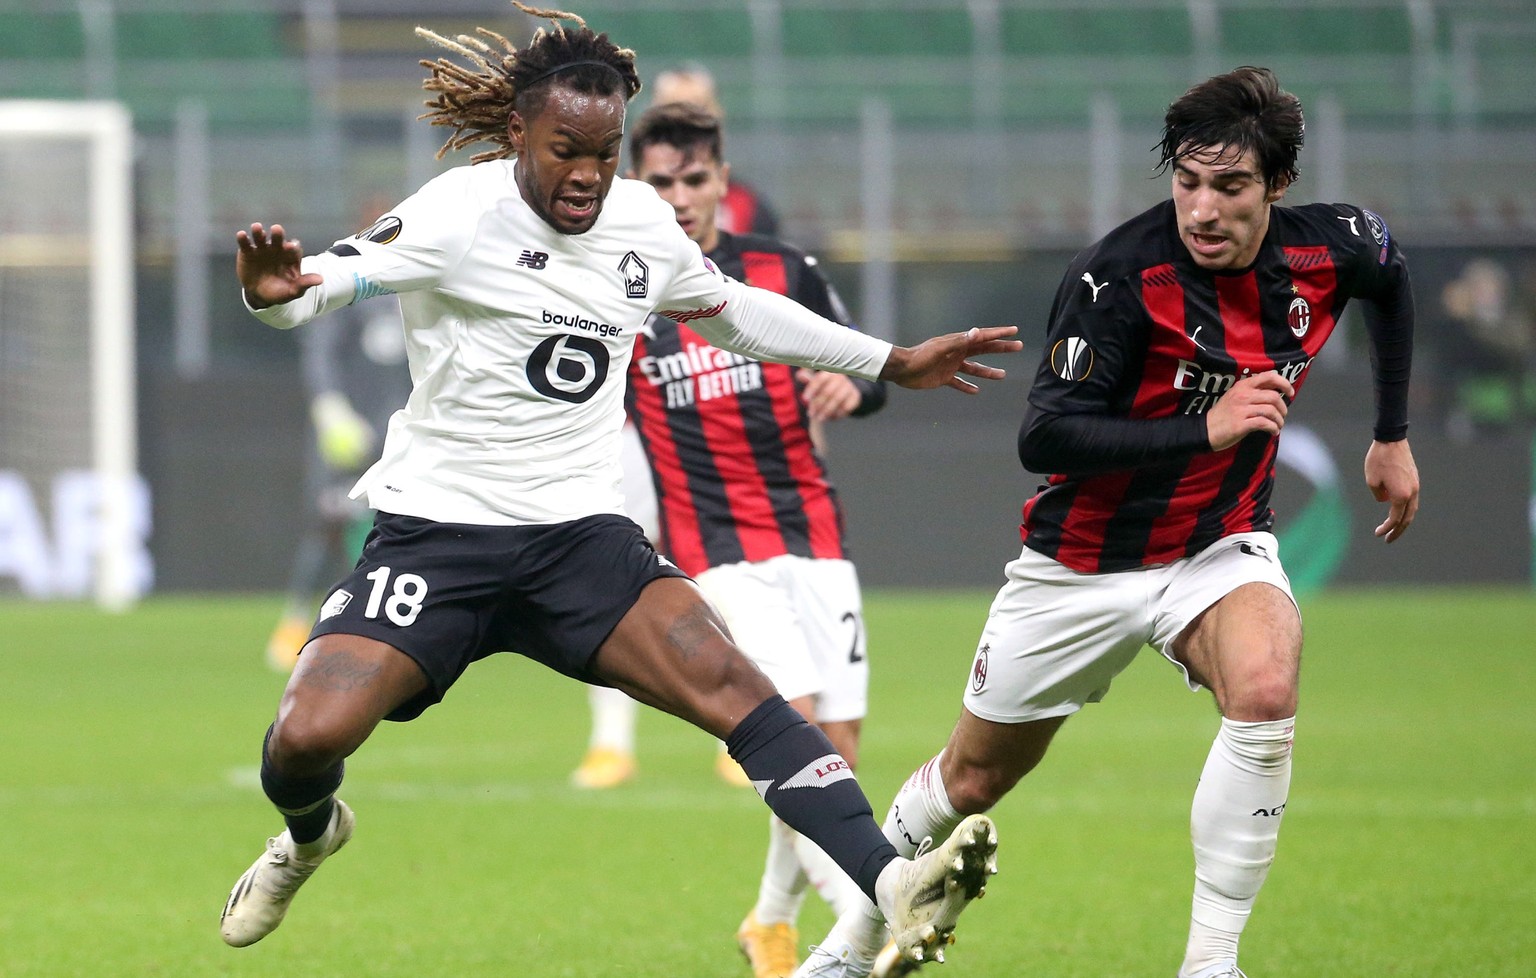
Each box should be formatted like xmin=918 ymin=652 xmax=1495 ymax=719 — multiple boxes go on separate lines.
xmin=248 ymin=160 xmax=891 ymax=525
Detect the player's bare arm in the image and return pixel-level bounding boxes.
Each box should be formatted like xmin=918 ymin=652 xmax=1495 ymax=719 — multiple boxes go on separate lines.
xmin=1364 ymin=438 xmax=1420 ymax=543
xmin=880 ymin=325 xmax=1021 ymax=393
xmin=236 ymin=222 xmax=324 ymax=310
xmin=1204 ymin=370 xmax=1295 ymax=451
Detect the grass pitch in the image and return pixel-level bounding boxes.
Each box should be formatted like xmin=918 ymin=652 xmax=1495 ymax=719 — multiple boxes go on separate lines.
xmin=1 ymin=587 xmax=1531 ymax=977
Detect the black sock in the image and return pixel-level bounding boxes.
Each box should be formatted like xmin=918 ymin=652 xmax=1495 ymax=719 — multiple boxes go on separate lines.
xmin=725 ymin=696 xmax=898 ymax=902
xmin=259 ymin=725 xmax=344 ymax=845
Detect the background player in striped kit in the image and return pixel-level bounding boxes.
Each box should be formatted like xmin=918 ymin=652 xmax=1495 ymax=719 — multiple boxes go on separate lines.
xmin=570 ymin=101 xmax=881 ymax=803
xmin=795 ymin=66 xmax=1420 ymax=978
xmin=617 ymin=100 xmax=887 ymax=978
xmin=648 ymin=63 xmax=780 ymax=239
xmin=571 ymin=82 xmax=792 ymax=796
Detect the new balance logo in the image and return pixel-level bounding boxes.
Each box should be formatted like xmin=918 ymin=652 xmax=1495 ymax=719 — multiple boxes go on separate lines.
xmin=517 ymin=250 xmax=549 ymax=270
xmin=1080 ymin=272 xmax=1108 ymax=302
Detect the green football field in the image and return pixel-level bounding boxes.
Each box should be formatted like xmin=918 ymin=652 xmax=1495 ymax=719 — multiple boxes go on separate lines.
xmin=2 ymin=588 xmax=1531 ymax=977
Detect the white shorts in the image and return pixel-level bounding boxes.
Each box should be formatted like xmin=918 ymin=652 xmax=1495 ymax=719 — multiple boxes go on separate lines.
xmin=696 ymin=554 xmax=868 ymax=723
xmin=963 ymin=531 xmax=1296 ymax=724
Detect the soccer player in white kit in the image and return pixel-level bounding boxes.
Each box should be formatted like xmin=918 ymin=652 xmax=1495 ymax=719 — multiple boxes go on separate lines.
xmin=217 ymin=3 xmax=1011 ymax=965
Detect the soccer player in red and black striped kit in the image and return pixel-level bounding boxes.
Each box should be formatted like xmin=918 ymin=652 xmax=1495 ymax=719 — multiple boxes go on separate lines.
xmin=796 ymin=67 xmax=1420 ymax=978
xmin=621 ymin=100 xmax=888 ymax=978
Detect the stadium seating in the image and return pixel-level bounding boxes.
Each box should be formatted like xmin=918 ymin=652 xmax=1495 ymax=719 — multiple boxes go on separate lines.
xmin=0 ymin=9 xmax=306 ymax=128
xmin=1 ymin=0 xmax=1531 ymax=242
xmin=4 ymin=2 xmax=1532 ymax=129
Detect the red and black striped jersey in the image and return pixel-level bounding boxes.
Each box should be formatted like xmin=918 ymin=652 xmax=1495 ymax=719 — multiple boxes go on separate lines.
xmin=625 ymin=231 xmax=884 ymax=576
xmin=718 ymin=181 xmax=779 ymax=238
xmin=1019 ymin=198 xmax=1414 ymax=573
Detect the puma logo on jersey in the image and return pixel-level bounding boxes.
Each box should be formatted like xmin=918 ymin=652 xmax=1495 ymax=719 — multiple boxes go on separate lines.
xmin=1080 ymin=272 xmax=1108 ymax=302
xmin=1337 ymin=214 xmax=1359 ymax=236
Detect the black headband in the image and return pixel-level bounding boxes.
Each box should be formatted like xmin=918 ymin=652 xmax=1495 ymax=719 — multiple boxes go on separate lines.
xmin=522 ymin=59 xmax=619 ymax=89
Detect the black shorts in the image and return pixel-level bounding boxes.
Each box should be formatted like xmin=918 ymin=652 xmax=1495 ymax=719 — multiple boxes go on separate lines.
xmin=309 ymin=511 xmax=690 ymax=721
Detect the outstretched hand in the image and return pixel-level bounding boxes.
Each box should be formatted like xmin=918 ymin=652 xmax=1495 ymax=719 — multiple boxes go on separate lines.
xmin=880 ymin=326 xmax=1022 ymax=393
xmin=1364 ymin=438 xmax=1419 ymax=543
xmin=236 ymin=223 xmax=323 ymax=310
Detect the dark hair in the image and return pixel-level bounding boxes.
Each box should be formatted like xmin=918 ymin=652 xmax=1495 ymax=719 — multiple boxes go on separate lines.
xmin=416 ymin=2 xmax=642 ymax=163
xmin=628 ymin=101 xmax=725 ymax=170
xmin=1157 ymin=66 xmax=1303 ymax=192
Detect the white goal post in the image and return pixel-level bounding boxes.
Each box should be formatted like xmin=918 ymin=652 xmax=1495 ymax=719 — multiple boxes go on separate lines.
xmin=0 ymin=100 xmax=141 ymax=610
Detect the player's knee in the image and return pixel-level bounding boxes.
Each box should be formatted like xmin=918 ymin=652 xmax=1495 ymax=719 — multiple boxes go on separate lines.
xmin=1220 ymin=671 xmax=1297 ymax=722
xmin=717 ymin=647 xmax=778 ymax=699
xmin=268 ymin=713 xmax=358 ymax=775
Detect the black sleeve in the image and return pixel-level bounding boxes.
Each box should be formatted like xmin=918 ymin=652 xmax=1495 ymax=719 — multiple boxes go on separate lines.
xmin=1337 ymin=205 xmax=1414 ymax=442
xmin=1018 ymin=405 xmax=1210 ymax=475
xmin=794 ymin=252 xmax=888 ymax=417
xmin=1020 ymin=250 xmax=1209 ymax=473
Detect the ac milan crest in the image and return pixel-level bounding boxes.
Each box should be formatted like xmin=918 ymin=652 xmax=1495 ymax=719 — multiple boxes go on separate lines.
xmin=1287 ymin=296 xmax=1312 ymax=338
xmin=971 ymin=643 xmax=990 ymax=693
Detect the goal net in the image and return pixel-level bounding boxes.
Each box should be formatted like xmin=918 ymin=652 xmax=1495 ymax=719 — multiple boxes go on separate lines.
xmin=0 ymin=101 xmax=147 ymax=609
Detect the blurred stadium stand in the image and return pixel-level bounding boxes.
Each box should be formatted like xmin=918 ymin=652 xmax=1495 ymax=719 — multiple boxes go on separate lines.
xmin=5 ymin=1 xmax=1535 ymax=254
xmin=2 ymin=0 xmax=1534 ymax=592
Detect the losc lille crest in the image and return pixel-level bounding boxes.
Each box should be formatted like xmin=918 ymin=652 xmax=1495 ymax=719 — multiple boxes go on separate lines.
xmin=619 ymin=251 xmax=649 ymax=299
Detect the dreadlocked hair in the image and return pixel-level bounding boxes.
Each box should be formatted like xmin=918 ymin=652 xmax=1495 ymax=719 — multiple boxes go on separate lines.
xmin=416 ymin=2 xmax=641 ymax=163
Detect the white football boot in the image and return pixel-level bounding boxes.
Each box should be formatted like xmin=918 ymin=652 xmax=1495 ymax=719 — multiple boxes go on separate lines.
xmin=220 ymin=799 xmax=354 ymax=947
xmin=873 ymin=813 xmax=998 ymax=970
xmin=793 ymin=942 xmax=878 ymax=978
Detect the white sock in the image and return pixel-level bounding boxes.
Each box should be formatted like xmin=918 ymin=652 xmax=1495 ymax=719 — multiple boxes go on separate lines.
xmin=754 ymin=816 xmax=809 ymax=924
xmin=1181 ymin=716 xmax=1295 ymax=977
xmin=586 ymin=684 xmax=637 ymax=753
xmin=791 ymin=827 xmax=865 ymax=918
xmin=882 ymin=753 xmax=962 ymax=858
